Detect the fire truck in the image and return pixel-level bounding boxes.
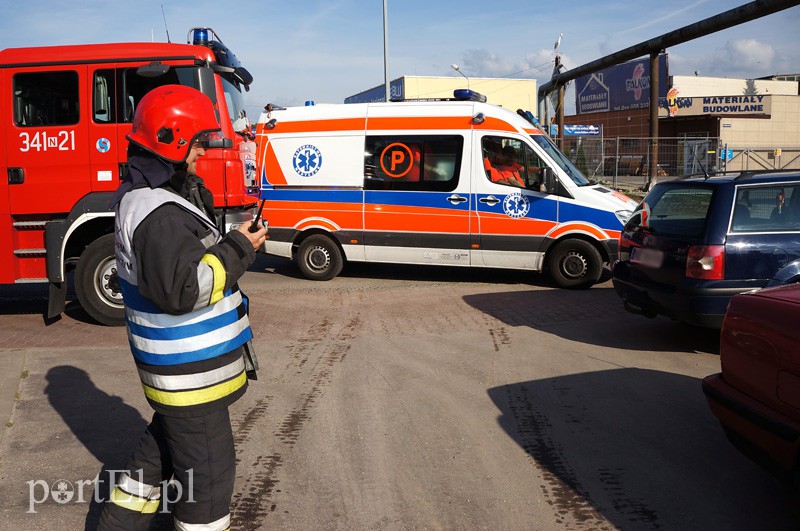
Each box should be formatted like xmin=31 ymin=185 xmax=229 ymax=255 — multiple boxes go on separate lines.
xmin=0 ymin=28 xmax=258 ymax=325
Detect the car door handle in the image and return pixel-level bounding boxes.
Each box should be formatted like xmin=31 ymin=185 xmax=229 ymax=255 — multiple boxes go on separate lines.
xmin=447 ymin=194 xmax=468 ymax=204
xmin=480 ymin=195 xmax=500 ymax=206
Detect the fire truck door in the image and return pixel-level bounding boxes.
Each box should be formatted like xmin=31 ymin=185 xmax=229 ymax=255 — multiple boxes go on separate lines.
xmin=88 ymin=68 xmax=122 ymax=194
xmin=4 ymin=66 xmax=90 ymax=216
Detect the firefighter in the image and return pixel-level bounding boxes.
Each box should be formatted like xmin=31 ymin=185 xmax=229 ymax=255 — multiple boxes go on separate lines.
xmin=98 ymin=85 xmax=266 ymax=530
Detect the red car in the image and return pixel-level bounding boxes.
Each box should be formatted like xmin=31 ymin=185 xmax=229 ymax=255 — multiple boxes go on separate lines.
xmin=703 ymin=283 xmax=800 ymax=482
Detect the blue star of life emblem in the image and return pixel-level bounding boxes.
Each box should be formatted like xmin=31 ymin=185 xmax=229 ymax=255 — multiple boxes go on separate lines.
xmin=293 ymin=144 xmax=322 ymax=177
xmin=502 ymin=192 xmax=530 ymax=219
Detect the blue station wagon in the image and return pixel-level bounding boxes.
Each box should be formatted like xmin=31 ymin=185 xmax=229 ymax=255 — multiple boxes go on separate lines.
xmin=612 ymin=171 xmax=800 ymax=328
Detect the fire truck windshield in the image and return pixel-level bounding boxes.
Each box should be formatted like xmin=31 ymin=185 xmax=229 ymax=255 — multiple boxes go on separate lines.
xmin=221 ymin=76 xmax=249 ymax=133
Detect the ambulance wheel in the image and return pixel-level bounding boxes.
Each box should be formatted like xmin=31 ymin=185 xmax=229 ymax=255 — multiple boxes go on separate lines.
xmin=297 ymin=235 xmax=343 ymax=281
xmin=547 ymin=239 xmax=602 ymax=289
xmin=75 ymin=234 xmax=125 ymax=326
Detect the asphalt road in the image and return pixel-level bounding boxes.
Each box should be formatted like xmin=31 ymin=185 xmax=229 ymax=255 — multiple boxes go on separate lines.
xmin=1 ymin=254 xmax=798 ymax=530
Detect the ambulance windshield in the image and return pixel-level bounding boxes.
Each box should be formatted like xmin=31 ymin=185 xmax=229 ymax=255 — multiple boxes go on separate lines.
xmin=530 ymin=134 xmax=590 ymax=186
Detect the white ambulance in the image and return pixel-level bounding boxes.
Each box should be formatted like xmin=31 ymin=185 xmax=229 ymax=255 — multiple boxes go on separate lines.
xmin=253 ymin=90 xmax=637 ymax=288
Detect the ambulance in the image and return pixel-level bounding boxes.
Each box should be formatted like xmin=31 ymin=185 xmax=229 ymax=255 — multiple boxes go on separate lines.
xmin=254 ymin=90 xmax=638 ymax=288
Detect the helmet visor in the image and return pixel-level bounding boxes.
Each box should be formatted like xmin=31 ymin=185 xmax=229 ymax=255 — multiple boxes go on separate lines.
xmin=195 ymin=130 xmax=230 ymax=149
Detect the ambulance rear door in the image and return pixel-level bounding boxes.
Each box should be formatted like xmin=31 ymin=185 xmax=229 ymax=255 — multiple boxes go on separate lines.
xmin=472 ymin=132 xmax=557 ymax=269
xmin=363 ymin=112 xmax=472 ymax=266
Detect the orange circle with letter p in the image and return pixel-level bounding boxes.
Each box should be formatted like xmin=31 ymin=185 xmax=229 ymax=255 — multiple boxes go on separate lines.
xmin=379 ymin=143 xmax=413 ymax=178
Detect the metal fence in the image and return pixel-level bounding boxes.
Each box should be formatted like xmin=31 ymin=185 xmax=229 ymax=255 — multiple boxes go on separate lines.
xmin=560 ymin=136 xmax=800 ymax=190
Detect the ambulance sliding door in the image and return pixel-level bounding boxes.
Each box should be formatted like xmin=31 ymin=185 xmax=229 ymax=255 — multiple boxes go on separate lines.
xmin=472 ymin=133 xmax=556 ymax=269
xmin=363 ymin=134 xmax=472 ymax=266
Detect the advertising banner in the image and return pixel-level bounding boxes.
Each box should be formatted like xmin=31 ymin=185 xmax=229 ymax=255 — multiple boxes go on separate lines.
xmin=549 ymin=124 xmax=602 ymax=136
xmin=575 ymin=54 xmax=668 ymax=114
xmin=658 ymin=94 xmax=772 ymax=118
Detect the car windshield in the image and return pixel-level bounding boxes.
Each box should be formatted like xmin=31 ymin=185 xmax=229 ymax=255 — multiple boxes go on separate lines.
xmin=626 ymin=184 xmax=714 ymax=238
xmin=530 ymin=134 xmax=590 ymax=186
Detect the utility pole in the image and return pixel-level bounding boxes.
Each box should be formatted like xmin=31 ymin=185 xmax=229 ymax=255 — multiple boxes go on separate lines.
xmin=383 ymin=0 xmax=390 ymax=102
xmin=646 ymin=51 xmax=661 ymax=191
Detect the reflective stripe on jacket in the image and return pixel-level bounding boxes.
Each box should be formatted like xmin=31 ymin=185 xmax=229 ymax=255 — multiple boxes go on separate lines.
xmin=115 ymin=186 xmax=251 ymax=412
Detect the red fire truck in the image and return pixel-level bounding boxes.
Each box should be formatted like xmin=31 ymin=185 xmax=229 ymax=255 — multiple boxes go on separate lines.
xmin=0 ymin=28 xmax=258 ymax=325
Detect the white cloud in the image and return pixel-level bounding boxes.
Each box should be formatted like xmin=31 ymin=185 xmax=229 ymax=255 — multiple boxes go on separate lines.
xmin=713 ymin=39 xmax=776 ymax=72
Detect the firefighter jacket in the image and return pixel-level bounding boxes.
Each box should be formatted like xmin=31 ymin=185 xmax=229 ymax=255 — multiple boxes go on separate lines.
xmin=115 ymin=185 xmax=254 ymax=417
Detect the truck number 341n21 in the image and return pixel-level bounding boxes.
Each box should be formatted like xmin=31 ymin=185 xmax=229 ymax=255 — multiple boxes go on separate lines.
xmin=19 ymin=130 xmax=76 ymax=152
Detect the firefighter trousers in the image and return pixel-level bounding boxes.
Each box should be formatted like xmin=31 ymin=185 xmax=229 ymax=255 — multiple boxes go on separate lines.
xmin=97 ymin=408 xmax=236 ymax=530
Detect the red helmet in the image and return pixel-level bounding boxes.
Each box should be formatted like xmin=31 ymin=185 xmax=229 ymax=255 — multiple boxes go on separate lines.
xmin=127 ymin=85 xmax=221 ymax=163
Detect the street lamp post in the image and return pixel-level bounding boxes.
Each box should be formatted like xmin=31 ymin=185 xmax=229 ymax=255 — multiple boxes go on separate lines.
xmin=451 ymin=64 xmax=470 ymax=90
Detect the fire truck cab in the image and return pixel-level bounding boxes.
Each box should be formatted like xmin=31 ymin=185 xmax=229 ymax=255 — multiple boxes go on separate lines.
xmin=254 ymin=91 xmax=638 ymax=288
xmin=0 ymin=28 xmax=258 ymax=325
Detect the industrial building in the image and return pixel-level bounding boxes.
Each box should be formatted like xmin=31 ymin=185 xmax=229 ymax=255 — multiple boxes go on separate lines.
xmin=345 ymin=75 xmax=537 ymax=113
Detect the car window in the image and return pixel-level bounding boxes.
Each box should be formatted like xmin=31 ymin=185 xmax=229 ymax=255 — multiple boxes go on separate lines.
xmin=731 ymin=184 xmax=800 ymax=232
xmin=626 ymin=184 xmax=713 ymax=237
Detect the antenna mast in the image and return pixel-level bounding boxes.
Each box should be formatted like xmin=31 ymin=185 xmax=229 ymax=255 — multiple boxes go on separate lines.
xmin=161 ymin=4 xmax=171 ymax=43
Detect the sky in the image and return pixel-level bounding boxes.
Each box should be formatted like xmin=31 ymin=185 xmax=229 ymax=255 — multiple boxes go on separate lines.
xmin=1 ymin=0 xmax=798 ymax=118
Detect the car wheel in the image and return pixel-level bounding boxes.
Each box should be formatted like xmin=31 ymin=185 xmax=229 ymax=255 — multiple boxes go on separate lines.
xmin=297 ymin=234 xmax=344 ymax=281
xmin=547 ymin=239 xmax=603 ymax=289
xmin=74 ymin=234 xmax=125 ymax=326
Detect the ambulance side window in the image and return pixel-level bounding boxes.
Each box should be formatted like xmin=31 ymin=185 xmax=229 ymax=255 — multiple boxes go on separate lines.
xmin=364 ymin=135 xmax=463 ymax=191
xmin=13 ymin=71 xmax=80 ymax=127
xmin=482 ymin=136 xmax=546 ymax=191
xmin=93 ymin=70 xmax=116 ymax=124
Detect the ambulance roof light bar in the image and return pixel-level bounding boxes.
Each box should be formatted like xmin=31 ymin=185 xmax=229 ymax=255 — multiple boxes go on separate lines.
xmin=453 ymin=89 xmax=487 ymax=103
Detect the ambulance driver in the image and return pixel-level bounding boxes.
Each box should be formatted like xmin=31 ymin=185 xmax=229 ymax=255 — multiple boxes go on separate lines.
xmin=99 ymin=85 xmax=266 ymax=530
xmin=495 ymin=145 xmax=525 ymax=187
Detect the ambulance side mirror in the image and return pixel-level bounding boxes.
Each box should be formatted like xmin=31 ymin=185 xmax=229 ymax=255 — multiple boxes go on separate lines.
xmin=541 ymin=167 xmax=556 ymax=194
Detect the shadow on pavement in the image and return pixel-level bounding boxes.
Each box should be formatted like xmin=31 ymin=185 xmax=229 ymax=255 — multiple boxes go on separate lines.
xmin=487 ymin=369 xmax=799 ymax=530
xmin=44 ymin=366 xmax=170 ymax=530
xmin=0 ymin=281 xmax=100 ymax=326
xmin=464 ymin=285 xmax=721 ymax=354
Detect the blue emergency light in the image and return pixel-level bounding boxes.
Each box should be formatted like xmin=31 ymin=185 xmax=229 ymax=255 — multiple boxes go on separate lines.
xmin=453 ymin=89 xmax=487 ymax=103
xmin=190 ymin=28 xmax=210 ymax=46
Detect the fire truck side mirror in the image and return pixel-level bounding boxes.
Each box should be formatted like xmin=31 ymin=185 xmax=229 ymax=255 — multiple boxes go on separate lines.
xmin=233 ymin=67 xmax=253 ymax=89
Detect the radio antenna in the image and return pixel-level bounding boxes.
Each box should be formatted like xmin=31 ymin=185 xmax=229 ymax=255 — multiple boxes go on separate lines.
xmin=161 ymin=4 xmax=171 ymax=42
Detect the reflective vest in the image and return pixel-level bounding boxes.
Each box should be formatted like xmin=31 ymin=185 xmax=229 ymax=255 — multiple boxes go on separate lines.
xmin=115 ymin=187 xmax=251 ymax=412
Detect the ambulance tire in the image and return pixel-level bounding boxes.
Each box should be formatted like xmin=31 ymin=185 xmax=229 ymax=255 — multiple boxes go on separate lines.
xmin=74 ymin=234 xmax=125 ymax=326
xmin=297 ymin=234 xmax=344 ymax=281
xmin=547 ymin=239 xmax=602 ymax=290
